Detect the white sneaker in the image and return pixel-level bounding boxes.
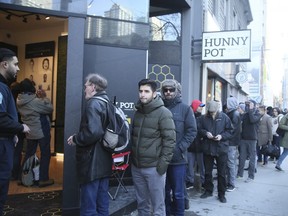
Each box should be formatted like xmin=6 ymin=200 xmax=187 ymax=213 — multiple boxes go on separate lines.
xmin=244 ymin=178 xmax=253 ymax=183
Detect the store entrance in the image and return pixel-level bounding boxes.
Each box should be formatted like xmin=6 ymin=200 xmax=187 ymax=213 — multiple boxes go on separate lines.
xmin=0 ymin=8 xmax=68 ymax=194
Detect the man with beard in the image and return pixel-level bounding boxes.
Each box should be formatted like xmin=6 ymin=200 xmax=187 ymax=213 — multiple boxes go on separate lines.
xmin=131 ymin=79 xmax=176 ymax=216
xmin=0 ymin=48 xmax=30 ymax=215
xmin=161 ymin=79 xmax=197 ymax=215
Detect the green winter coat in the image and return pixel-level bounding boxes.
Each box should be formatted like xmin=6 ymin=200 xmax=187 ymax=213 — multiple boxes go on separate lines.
xmin=279 ymin=113 xmax=288 ymax=148
xmin=131 ymin=95 xmax=176 ymax=175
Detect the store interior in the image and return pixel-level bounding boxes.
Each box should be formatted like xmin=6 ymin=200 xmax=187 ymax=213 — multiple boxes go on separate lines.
xmin=0 ymin=8 xmax=68 ymax=194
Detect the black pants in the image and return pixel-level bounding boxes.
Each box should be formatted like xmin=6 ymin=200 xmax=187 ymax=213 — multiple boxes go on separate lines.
xmin=203 ymin=153 xmax=228 ymax=197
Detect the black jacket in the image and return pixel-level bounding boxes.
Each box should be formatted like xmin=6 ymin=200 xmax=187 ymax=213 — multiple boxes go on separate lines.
xmin=241 ymin=108 xmax=261 ymax=141
xmin=73 ymin=91 xmax=112 ymax=184
xmin=226 ymin=109 xmax=241 ymax=146
xmin=188 ymin=112 xmax=203 ymax=153
xmin=0 ymin=74 xmax=23 ymax=137
xmin=198 ymin=111 xmax=233 ymax=156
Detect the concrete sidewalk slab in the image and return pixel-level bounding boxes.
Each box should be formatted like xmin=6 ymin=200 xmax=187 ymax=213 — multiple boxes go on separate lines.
xmin=127 ymin=158 xmax=288 ymax=216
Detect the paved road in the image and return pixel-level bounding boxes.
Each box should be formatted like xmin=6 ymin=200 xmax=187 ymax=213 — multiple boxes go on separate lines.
xmin=129 ymin=158 xmax=288 ymax=216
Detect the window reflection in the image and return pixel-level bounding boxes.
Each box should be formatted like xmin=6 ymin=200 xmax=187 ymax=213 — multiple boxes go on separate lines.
xmin=85 ymin=16 xmax=149 ymax=49
xmin=149 ymin=13 xmax=181 ymax=41
xmin=2 ymin=0 xmax=87 ymax=14
xmin=87 ymin=0 xmax=149 ymax=23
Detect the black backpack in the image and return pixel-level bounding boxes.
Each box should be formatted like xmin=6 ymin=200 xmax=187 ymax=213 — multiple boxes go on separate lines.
xmin=94 ymin=96 xmax=130 ymax=153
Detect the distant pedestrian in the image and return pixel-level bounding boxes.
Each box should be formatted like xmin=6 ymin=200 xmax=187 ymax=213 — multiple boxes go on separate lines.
xmin=256 ymin=105 xmax=273 ymax=166
xmin=270 ymin=107 xmax=283 ymax=161
xmin=237 ymin=100 xmax=261 ymax=183
xmin=275 ymin=113 xmax=288 ymax=171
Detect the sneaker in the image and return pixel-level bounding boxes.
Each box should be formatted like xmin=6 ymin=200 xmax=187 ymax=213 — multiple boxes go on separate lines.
xmin=236 ymin=175 xmax=243 ymax=179
xmin=39 ymin=179 xmax=54 ymax=187
xmin=244 ymin=178 xmax=253 ymax=183
xmin=226 ymin=185 xmax=235 ymax=192
xmin=186 ymin=182 xmax=194 ymax=189
xmin=218 ymin=196 xmax=227 ymax=203
xmin=200 ymin=191 xmax=213 ymax=199
xmin=275 ymin=165 xmax=283 ymax=171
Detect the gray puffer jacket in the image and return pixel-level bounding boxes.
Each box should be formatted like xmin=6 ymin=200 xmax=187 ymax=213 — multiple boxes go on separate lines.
xmin=17 ymin=93 xmax=53 ymax=140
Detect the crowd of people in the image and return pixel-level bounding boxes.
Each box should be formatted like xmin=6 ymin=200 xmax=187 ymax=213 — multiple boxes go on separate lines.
xmin=2 ymin=47 xmax=288 ymax=216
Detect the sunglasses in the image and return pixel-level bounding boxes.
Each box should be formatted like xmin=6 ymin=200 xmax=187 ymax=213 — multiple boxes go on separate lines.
xmin=163 ymin=88 xmax=176 ymax=93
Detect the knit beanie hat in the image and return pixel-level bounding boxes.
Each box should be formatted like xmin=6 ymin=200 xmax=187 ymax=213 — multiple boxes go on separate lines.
xmin=207 ymin=100 xmax=219 ymax=112
xmin=191 ymin=100 xmax=205 ymax=112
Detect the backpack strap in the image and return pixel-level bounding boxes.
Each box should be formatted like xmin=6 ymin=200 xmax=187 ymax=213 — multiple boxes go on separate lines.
xmin=93 ymin=96 xmax=109 ymax=104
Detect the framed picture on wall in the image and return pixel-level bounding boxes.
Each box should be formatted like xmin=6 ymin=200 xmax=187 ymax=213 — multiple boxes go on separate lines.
xmin=25 ymin=57 xmax=53 ymax=100
xmin=25 ymin=41 xmax=55 ymax=100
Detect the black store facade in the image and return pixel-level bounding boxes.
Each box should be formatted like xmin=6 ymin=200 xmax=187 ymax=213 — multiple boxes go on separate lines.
xmin=0 ymin=0 xmax=203 ymax=213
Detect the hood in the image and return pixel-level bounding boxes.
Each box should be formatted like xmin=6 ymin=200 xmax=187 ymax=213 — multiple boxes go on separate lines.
xmin=135 ymin=94 xmax=164 ymax=114
xmin=227 ymin=96 xmax=238 ymax=110
xmin=161 ymin=79 xmax=181 ymax=98
xmin=17 ymin=93 xmax=36 ymax=107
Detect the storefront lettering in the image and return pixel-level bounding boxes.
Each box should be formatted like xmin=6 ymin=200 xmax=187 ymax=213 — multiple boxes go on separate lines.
xmin=203 ymin=36 xmax=249 ymax=58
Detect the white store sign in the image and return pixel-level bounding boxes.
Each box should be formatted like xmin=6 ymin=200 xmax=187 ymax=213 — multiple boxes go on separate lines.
xmin=202 ymin=30 xmax=251 ymax=62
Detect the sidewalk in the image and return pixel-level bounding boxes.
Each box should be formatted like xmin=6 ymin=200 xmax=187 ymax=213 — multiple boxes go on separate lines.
xmin=128 ymin=158 xmax=288 ymax=216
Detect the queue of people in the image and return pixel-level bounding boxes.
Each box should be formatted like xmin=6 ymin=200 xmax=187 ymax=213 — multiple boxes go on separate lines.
xmin=2 ymin=47 xmax=288 ymax=216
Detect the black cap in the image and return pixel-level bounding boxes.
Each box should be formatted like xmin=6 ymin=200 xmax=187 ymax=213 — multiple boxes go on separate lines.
xmin=0 ymin=48 xmax=16 ymax=62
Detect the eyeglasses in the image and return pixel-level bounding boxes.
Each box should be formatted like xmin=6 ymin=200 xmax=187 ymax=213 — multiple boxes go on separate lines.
xmin=84 ymin=83 xmax=93 ymax=90
xmin=163 ymin=88 xmax=176 ymax=93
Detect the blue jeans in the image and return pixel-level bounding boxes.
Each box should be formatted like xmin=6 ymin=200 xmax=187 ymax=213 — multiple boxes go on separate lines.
xmin=277 ymin=147 xmax=288 ymax=167
xmin=0 ymin=138 xmax=14 ymax=216
xmin=165 ymin=164 xmax=186 ymax=216
xmin=80 ymin=177 xmax=109 ymax=216
xmin=227 ymin=146 xmax=237 ymax=187
xmin=186 ymin=152 xmax=205 ymax=184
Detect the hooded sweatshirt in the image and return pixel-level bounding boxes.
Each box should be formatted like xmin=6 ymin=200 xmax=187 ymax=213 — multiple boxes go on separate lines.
xmin=17 ymin=93 xmax=53 ymax=139
xmin=227 ymin=96 xmax=238 ymax=111
xmin=226 ymin=97 xmax=241 ymax=145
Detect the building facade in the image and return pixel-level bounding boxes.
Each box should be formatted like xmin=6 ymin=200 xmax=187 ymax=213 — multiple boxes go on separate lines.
xmin=0 ymin=0 xmax=253 ymax=213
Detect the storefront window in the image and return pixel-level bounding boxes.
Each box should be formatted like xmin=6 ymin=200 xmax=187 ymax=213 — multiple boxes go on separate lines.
xmin=149 ymin=13 xmax=181 ymax=41
xmin=85 ymin=16 xmax=149 ymax=49
xmin=0 ymin=0 xmax=87 ymax=14
xmin=87 ymin=0 xmax=149 ymax=23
